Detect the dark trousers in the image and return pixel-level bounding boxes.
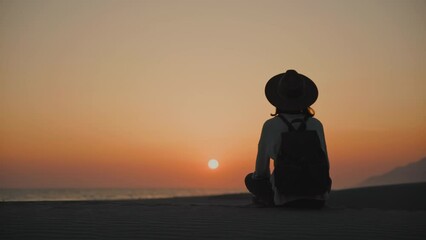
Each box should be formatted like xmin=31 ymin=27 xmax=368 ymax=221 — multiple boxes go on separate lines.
xmin=244 ymin=173 xmax=274 ymax=202
xmin=245 ymin=173 xmax=325 ymax=209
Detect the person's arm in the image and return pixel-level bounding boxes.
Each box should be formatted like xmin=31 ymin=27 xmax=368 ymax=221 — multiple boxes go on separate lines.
xmin=253 ymin=121 xmax=272 ymax=179
xmin=316 ymin=120 xmax=332 ymax=191
xmin=310 ymin=118 xmax=329 ymax=167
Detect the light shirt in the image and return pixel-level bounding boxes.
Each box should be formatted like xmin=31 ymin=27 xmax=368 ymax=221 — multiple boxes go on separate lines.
xmin=254 ymin=113 xmax=330 ymax=205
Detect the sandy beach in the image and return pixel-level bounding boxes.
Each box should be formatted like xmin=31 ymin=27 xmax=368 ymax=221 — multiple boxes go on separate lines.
xmin=1 ymin=182 xmax=426 ymax=240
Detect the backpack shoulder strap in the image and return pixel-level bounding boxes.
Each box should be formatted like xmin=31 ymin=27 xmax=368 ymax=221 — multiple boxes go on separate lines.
xmin=291 ymin=116 xmax=309 ymax=131
xmin=277 ymin=115 xmax=295 ymax=132
xmin=278 ymin=114 xmax=310 ymax=131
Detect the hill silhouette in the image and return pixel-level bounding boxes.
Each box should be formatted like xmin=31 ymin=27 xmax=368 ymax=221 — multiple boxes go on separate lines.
xmin=359 ymin=157 xmax=426 ymax=187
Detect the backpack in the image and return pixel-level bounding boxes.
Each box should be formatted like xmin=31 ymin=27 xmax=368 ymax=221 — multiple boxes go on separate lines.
xmin=274 ymin=115 xmax=332 ymax=195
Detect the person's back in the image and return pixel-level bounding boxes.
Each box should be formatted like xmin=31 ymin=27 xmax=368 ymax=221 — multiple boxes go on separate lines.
xmin=245 ymin=69 xmax=332 ymax=208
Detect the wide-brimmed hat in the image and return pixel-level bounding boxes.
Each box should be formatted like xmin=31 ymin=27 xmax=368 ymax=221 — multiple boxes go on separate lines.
xmin=265 ymin=69 xmax=318 ymax=111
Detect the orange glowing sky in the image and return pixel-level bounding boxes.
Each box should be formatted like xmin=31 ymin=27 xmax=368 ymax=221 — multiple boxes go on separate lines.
xmin=1 ymin=0 xmax=425 ymax=189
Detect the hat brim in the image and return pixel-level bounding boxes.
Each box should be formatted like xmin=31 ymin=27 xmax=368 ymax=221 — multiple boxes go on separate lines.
xmin=265 ymin=73 xmax=318 ymax=111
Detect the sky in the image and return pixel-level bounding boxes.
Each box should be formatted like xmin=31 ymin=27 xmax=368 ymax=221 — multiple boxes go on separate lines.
xmin=0 ymin=0 xmax=425 ymax=189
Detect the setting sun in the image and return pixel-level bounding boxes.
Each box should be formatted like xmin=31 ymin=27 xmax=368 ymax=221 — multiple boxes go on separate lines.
xmin=208 ymin=159 xmax=219 ymax=170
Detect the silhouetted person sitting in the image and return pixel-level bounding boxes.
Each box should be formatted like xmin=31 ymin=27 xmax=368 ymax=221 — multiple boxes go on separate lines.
xmin=245 ymin=69 xmax=332 ymax=208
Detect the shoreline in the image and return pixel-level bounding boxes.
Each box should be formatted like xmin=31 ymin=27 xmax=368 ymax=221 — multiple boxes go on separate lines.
xmin=1 ymin=182 xmax=425 ymax=209
xmin=0 ymin=188 xmax=244 ymax=203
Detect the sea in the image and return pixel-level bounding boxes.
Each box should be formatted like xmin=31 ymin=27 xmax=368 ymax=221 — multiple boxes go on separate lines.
xmin=0 ymin=188 xmax=244 ymax=202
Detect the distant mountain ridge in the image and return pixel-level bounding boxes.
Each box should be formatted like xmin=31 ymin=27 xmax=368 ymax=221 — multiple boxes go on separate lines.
xmin=359 ymin=157 xmax=426 ymax=187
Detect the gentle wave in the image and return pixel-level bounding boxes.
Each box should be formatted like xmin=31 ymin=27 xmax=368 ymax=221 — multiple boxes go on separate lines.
xmin=0 ymin=188 xmax=244 ymax=202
